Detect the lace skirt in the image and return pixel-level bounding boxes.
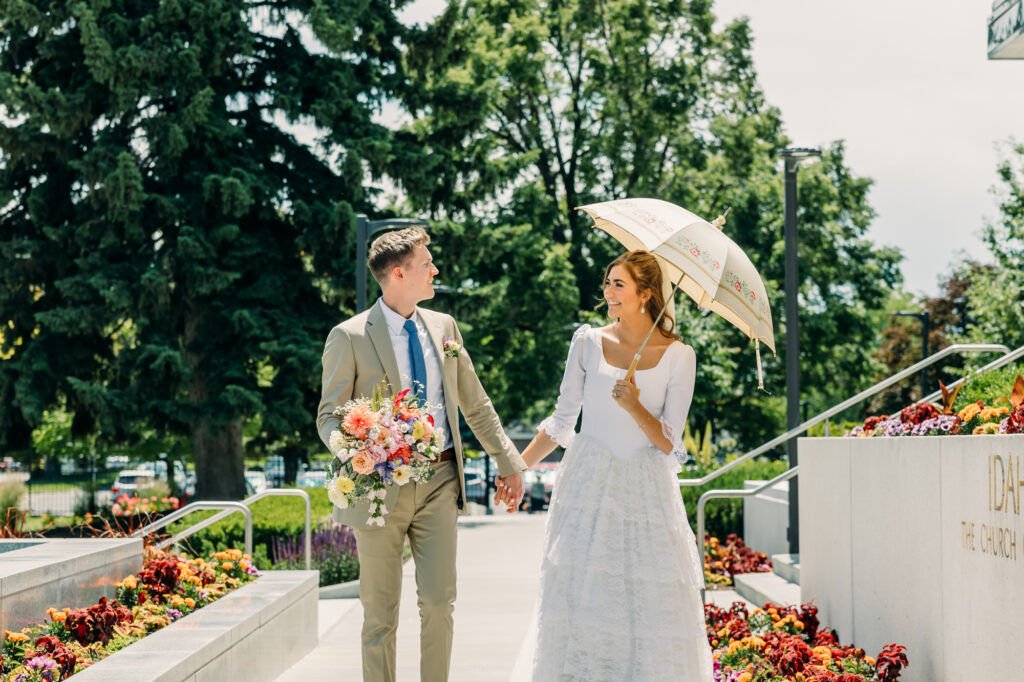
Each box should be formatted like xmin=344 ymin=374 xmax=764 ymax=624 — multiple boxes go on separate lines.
xmin=531 ymin=434 xmax=713 ymax=682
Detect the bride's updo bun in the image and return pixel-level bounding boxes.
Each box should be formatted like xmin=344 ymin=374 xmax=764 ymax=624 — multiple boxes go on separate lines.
xmin=598 ymin=250 xmax=682 ymax=342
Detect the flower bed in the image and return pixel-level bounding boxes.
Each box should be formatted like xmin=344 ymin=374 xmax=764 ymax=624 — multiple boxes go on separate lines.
xmin=271 ymin=520 xmax=359 ymax=586
xmin=704 ymin=534 xmax=773 ymax=588
xmin=0 ymin=548 xmax=258 ymax=680
xmin=846 ymin=374 xmax=1024 ymax=438
xmin=706 ymin=601 xmax=908 ymax=681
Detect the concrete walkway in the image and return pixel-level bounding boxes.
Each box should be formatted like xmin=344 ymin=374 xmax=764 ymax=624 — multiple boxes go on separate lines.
xmin=276 ymin=513 xmax=548 ymax=682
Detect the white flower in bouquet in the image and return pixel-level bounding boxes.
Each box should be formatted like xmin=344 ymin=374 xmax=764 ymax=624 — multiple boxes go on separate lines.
xmin=367 ymin=515 xmax=386 ymax=527
xmin=328 ymin=430 xmax=346 ymax=456
xmin=392 ymin=465 xmax=413 ymax=486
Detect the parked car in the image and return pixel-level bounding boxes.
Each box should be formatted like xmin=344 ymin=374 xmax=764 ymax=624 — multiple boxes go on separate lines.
xmin=295 ymin=470 xmax=328 ymax=489
xmin=137 ymin=459 xmax=193 ymax=496
xmin=244 ymin=471 xmax=268 ymax=495
xmin=110 ymin=469 xmax=158 ymax=497
xmin=463 ymin=470 xmax=487 ymax=504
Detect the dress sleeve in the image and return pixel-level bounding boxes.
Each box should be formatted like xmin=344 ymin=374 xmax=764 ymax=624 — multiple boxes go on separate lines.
xmin=659 ymin=343 xmax=697 ymax=469
xmin=536 ymin=324 xmax=591 ymax=448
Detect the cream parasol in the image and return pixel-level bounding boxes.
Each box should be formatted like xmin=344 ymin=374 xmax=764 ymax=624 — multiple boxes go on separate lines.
xmin=578 ymin=197 xmax=776 ymax=389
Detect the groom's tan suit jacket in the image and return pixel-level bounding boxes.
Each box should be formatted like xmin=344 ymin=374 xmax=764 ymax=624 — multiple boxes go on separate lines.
xmin=317 ymin=301 xmax=525 ymax=527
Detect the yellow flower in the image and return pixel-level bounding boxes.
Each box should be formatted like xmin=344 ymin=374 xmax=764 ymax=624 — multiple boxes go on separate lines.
xmin=122 ymin=575 xmax=138 ymax=590
xmin=737 ymin=673 xmax=753 ymax=682
xmin=974 ymin=422 xmax=1001 ymax=435
xmin=170 ymin=594 xmax=185 ymax=606
xmin=958 ymin=402 xmax=983 ymax=422
xmin=334 ymin=476 xmax=355 ymax=494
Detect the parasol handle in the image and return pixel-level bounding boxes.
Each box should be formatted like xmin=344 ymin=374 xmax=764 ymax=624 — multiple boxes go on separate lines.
xmin=623 ymin=271 xmax=687 ymax=382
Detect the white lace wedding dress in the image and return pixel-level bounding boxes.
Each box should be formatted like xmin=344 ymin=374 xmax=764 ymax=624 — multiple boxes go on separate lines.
xmin=531 ymin=324 xmax=713 ymax=682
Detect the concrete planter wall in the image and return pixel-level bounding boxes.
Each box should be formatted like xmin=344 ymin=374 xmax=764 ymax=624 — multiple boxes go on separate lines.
xmin=800 ymin=434 xmax=1024 ymax=682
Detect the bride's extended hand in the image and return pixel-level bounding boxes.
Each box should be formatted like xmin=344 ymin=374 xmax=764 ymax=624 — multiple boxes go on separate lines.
xmin=611 ymin=377 xmax=640 ymax=413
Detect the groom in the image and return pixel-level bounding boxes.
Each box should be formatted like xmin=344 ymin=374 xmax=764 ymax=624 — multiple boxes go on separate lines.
xmin=317 ymin=226 xmax=526 ymax=682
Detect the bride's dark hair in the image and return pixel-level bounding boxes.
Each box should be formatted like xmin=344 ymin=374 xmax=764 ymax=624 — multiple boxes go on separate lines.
xmin=595 ymin=250 xmax=682 ymax=342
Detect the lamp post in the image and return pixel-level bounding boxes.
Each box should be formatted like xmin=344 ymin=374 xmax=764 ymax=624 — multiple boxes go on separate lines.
xmin=356 ymin=214 xmax=430 ymax=312
xmin=778 ymin=146 xmax=820 ymax=556
xmin=891 ymin=311 xmax=931 ymax=399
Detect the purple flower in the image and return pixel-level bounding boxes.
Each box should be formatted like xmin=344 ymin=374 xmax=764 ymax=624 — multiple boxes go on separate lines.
xmin=845 ymin=425 xmax=864 ymax=437
xmin=374 ymin=460 xmax=395 ymax=484
xmin=166 ymin=608 xmax=183 ymax=621
xmin=245 ymin=564 xmax=260 ymax=576
xmin=875 ymin=417 xmax=911 ymax=437
xmin=999 ymin=417 xmax=1010 ymax=434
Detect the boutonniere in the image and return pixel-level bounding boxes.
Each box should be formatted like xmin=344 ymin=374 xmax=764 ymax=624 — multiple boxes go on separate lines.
xmin=442 ymin=337 xmax=461 ymax=358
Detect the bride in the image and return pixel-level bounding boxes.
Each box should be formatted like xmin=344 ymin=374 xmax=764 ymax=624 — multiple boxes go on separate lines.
xmin=515 ymin=249 xmax=713 ymax=681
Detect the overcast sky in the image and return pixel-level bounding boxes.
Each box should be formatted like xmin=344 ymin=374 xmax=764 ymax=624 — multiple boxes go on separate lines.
xmin=399 ymin=0 xmax=1024 ymax=296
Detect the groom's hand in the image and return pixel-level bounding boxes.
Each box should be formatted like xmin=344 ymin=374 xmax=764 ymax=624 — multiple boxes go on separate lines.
xmin=494 ymin=472 xmax=524 ymax=513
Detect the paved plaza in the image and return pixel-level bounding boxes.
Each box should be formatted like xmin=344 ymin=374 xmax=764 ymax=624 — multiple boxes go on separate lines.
xmin=276 ymin=512 xmax=752 ymax=681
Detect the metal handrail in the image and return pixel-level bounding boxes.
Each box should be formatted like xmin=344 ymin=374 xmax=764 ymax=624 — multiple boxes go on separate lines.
xmin=696 ymin=466 xmax=800 ymax=559
xmin=133 ymin=501 xmax=253 ymax=557
xmin=678 ymin=343 xmax=1010 ymax=489
xmin=154 ymin=489 xmax=312 ymax=570
xmin=158 ymin=489 xmax=311 ymax=569
xmin=691 ymin=341 xmax=1024 ymax=584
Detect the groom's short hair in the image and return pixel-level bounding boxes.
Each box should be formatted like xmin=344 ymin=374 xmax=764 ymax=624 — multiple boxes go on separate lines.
xmin=368 ymin=226 xmax=431 ymax=284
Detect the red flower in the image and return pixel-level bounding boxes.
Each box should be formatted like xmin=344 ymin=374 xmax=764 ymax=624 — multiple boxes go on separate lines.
xmin=875 ymin=643 xmax=909 ymax=682
xmin=734 ymin=281 xmax=742 ymax=292
xmin=690 ymin=247 xmax=700 ymax=256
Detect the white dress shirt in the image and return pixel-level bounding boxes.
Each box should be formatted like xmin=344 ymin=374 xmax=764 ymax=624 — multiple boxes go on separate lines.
xmin=378 ymin=299 xmax=453 ymax=450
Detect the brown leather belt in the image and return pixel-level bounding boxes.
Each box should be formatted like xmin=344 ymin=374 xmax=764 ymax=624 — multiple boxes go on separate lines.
xmin=436 ymin=448 xmax=455 ymax=463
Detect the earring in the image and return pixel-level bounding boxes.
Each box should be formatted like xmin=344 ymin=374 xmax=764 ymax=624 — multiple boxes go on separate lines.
xmin=641 ymin=305 xmax=646 ymax=314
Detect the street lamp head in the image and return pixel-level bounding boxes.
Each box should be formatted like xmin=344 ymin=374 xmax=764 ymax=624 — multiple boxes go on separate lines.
xmin=778 ymin=147 xmax=822 ymax=160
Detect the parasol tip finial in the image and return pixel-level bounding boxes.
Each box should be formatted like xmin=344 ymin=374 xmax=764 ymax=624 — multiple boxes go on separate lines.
xmin=711 ymin=206 xmax=731 ymax=230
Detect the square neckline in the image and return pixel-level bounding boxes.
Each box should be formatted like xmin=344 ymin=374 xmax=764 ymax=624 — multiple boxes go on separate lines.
xmin=597 ymin=329 xmax=676 ymax=373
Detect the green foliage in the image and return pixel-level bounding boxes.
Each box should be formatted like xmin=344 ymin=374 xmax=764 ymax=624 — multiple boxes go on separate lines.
xmin=170 ymin=488 xmax=333 ymax=568
xmin=400 ymin=0 xmax=903 ymax=447
xmin=962 ymin=143 xmax=1024 ymax=352
xmin=0 ymin=480 xmax=27 ymax=518
xmin=680 ymin=458 xmax=788 ymax=539
xmin=0 ymin=0 xmax=411 ymax=496
xmin=952 ymin=363 xmax=1024 ymax=412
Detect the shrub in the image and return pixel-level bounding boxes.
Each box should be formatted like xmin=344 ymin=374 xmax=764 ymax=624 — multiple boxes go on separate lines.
xmin=170 ymin=487 xmax=334 ymax=569
xmin=137 ymin=480 xmax=172 ymax=500
xmin=680 ymin=457 xmax=788 ymax=539
xmin=0 ymin=480 xmax=27 ymax=521
xmin=952 ymin=362 xmax=1024 ymax=412
xmin=272 ymin=520 xmax=359 ymax=586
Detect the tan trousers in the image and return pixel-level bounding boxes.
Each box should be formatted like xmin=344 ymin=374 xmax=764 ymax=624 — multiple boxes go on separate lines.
xmin=353 ymin=460 xmax=459 ymax=682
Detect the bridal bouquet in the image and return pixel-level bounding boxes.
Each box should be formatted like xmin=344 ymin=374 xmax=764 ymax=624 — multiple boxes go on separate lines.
xmin=326 ymin=380 xmax=444 ymax=526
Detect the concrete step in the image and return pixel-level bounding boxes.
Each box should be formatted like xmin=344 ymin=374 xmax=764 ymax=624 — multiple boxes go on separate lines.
xmin=74 ymin=570 xmax=319 ymax=682
xmin=771 ymin=553 xmax=800 ymax=584
xmin=704 ymin=588 xmax=758 ymax=612
xmin=733 ymin=571 xmax=801 ymax=608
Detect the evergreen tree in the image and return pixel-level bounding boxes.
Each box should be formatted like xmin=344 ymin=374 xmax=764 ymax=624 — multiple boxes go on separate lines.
xmin=0 ymin=0 xmax=407 ymax=497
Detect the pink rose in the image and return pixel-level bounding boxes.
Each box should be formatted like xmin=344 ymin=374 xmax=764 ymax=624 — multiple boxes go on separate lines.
xmin=351 ymin=452 xmax=375 ymax=475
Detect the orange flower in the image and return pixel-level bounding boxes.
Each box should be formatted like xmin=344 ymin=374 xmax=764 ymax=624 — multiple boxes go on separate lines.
xmin=342 ymin=404 xmax=377 ymax=438
xmin=185 ymin=597 xmax=196 ymax=609
xmin=350 ymin=451 xmax=375 ymax=475
xmin=5 ymin=631 xmax=29 ymax=642
xmin=222 ymin=561 xmax=235 ymax=571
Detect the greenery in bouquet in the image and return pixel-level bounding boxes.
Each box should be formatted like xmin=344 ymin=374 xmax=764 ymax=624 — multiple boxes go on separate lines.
xmin=703 ymin=534 xmax=773 ymax=588
xmin=326 ymin=380 xmax=444 ymax=526
xmin=0 ymin=548 xmax=257 ymax=680
xmin=706 ymin=601 xmax=908 ymax=681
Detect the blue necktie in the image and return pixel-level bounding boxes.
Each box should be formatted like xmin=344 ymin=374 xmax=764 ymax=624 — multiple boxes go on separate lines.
xmin=403 ymin=319 xmax=427 ymax=404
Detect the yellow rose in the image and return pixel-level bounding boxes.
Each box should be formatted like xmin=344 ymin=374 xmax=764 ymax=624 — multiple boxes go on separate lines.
xmin=335 ymin=476 xmax=355 ymax=494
